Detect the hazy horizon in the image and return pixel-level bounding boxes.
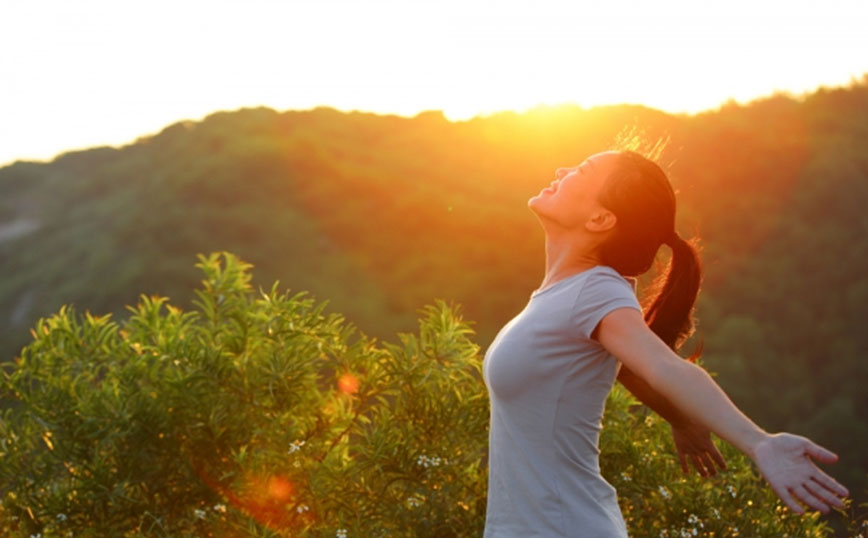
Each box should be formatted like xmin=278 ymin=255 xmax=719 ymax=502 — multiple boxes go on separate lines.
xmin=5 ymin=75 xmax=868 ymax=169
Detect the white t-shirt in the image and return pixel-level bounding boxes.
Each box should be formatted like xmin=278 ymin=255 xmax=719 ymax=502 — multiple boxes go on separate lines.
xmin=482 ymin=265 xmax=642 ymax=537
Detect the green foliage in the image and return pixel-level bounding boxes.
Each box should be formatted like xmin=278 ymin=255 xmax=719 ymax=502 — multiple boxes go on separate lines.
xmin=0 ymin=252 xmax=488 ymax=536
xmin=0 ymin=253 xmax=855 ymax=536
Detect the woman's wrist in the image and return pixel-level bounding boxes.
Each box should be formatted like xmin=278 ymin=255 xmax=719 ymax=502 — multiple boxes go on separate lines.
xmin=740 ymin=427 xmax=773 ymax=461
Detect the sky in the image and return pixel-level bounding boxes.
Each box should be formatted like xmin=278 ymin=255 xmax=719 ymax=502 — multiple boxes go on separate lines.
xmin=1 ymin=0 xmax=867 ymax=167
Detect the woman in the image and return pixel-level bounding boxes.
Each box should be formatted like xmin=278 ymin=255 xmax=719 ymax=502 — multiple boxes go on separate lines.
xmin=481 ymin=150 xmax=850 ymax=537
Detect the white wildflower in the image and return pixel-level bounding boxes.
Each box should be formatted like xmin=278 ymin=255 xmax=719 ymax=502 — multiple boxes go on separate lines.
xmin=336 ymin=529 xmax=348 ymax=538
xmin=288 ymin=439 xmax=306 ymax=454
xmin=658 ymin=485 xmax=672 ymax=499
xmin=213 ymin=503 xmax=227 ymax=513
xmin=193 ymin=508 xmax=207 ymax=520
xmin=416 ymin=454 xmax=442 ymax=468
xmin=297 ymin=504 xmax=310 ymax=513
xmin=620 ymin=472 xmax=632 ymax=481
xmin=726 ymin=484 xmax=737 ymax=498
xmin=56 ymin=513 xmax=68 ymax=522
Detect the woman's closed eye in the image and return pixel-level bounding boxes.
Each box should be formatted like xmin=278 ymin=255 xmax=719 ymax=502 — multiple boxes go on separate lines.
xmin=555 ymin=166 xmax=578 ymax=180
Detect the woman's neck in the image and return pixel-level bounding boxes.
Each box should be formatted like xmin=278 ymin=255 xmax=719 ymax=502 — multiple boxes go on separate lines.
xmin=539 ymin=233 xmax=601 ymax=291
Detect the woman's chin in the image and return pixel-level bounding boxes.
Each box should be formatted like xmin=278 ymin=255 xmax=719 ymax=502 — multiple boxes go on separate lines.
xmin=528 ymin=194 xmax=545 ymax=211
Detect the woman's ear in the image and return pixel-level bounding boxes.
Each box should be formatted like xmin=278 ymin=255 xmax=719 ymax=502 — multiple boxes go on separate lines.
xmin=585 ymin=209 xmax=617 ymax=233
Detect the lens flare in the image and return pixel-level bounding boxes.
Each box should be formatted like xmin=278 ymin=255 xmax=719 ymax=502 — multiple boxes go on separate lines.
xmin=266 ymin=476 xmax=293 ymax=502
xmin=188 ymin=451 xmax=311 ymax=531
xmin=338 ymin=372 xmax=360 ymax=394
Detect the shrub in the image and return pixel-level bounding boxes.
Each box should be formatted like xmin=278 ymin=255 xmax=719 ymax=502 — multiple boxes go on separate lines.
xmin=0 ymin=252 xmax=849 ymax=536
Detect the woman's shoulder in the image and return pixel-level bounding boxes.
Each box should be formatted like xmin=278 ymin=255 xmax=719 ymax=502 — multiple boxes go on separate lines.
xmin=570 ymin=266 xmax=642 ymax=339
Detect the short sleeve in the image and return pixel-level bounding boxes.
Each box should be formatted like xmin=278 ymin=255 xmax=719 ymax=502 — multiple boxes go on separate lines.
xmin=572 ymin=267 xmax=643 ymax=340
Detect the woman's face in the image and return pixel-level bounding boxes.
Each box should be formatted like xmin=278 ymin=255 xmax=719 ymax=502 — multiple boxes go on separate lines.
xmin=528 ymin=151 xmax=619 ymax=230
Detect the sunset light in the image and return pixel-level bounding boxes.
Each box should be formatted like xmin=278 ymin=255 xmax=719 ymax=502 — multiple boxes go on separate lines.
xmin=2 ymin=0 xmax=866 ymax=165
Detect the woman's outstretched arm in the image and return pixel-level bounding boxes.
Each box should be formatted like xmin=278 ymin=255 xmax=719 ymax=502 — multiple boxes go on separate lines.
xmin=597 ymin=307 xmax=850 ymax=515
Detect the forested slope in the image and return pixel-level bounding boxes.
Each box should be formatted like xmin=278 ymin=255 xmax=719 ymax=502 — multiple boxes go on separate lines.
xmin=1 ymin=77 xmax=866 ymax=508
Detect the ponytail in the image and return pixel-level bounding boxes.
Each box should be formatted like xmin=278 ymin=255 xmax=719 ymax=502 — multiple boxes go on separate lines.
xmin=643 ymin=233 xmax=703 ymax=359
xmin=596 ymin=150 xmax=703 ymax=359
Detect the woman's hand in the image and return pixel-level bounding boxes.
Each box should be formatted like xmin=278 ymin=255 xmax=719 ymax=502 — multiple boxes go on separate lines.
xmin=670 ymin=420 xmax=727 ymax=477
xmin=751 ymin=432 xmax=849 ymax=514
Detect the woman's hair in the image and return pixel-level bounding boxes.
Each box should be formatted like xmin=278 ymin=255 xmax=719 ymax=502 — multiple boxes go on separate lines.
xmin=597 ymin=150 xmax=702 ymax=356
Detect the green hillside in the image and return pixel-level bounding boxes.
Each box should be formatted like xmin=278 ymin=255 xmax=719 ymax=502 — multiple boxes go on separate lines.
xmin=1 ymin=77 xmax=867 ymax=526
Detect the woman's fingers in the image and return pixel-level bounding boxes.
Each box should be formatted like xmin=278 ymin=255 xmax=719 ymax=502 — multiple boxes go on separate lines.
xmin=811 ymin=469 xmax=850 ymax=498
xmin=698 ymin=452 xmax=716 ymax=476
xmin=680 ymin=449 xmax=726 ymax=477
xmin=693 ymin=454 xmax=708 ymax=476
xmin=689 ymin=454 xmax=706 ymax=476
xmin=709 ymin=445 xmax=727 ymax=471
xmin=773 ymin=483 xmax=804 ymax=514
xmin=678 ymin=452 xmax=690 ymax=474
xmin=804 ymin=479 xmax=846 ymax=510
xmin=792 ymin=483 xmax=830 ymax=513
